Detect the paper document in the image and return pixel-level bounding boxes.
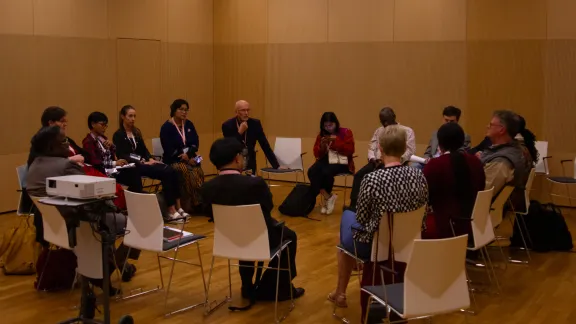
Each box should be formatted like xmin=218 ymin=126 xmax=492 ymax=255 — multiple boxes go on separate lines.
xmin=410 ymin=155 xmax=427 ymax=164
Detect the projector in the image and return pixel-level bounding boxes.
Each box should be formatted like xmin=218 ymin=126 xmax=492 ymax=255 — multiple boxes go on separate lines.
xmin=46 ymin=175 xmax=116 ymax=199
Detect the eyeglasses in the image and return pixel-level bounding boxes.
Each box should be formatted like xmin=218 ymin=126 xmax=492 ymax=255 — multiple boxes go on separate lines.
xmin=97 ymin=122 xmax=108 ymax=128
xmin=178 ymin=107 xmax=189 ymax=112
xmin=488 ymin=122 xmax=503 ymax=128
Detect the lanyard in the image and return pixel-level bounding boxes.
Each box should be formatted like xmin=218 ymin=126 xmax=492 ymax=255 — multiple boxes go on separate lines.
xmin=171 ymin=118 xmax=186 ymax=145
xmin=236 ymin=119 xmax=247 ymax=146
xmin=91 ymin=133 xmax=107 ymax=153
xmin=126 ymin=132 xmax=137 ymax=150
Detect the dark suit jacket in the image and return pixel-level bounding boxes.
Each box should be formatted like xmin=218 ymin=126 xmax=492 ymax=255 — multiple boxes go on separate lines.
xmin=222 ymin=117 xmax=279 ymax=171
xmin=112 ymin=129 xmax=152 ymax=163
xmin=201 ymin=173 xmax=282 ymax=248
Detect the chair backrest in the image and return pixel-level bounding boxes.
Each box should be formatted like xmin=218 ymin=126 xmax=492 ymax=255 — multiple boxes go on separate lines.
xmin=470 ymin=188 xmax=495 ymax=248
xmin=534 ymin=141 xmax=548 ymax=174
xmin=490 ymin=186 xmax=514 ymax=227
xmin=273 ymin=137 xmax=303 ymax=170
xmin=212 ymin=204 xmax=271 ymax=261
xmin=30 ymin=197 xmax=72 ymax=249
xmin=403 ymin=235 xmax=470 ymax=318
xmin=152 ymin=138 xmax=164 ymax=157
xmin=371 ymin=205 xmax=427 ymax=263
xmin=523 ymin=168 xmax=536 ymax=212
xmin=16 ymin=164 xmax=34 ymax=216
xmin=123 ymin=190 xmax=165 ymax=252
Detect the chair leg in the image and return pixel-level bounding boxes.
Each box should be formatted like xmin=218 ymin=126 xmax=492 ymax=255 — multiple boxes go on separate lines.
xmin=517 ymin=214 xmax=534 ymax=248
xmin=363 ymin=295 xmax=373 ymax=324
xmin=274 ymin=250 xmax=282 ymax=323
xmin=484 ymin=246 xmax=501 ymax=294
xmin=342 ymin=176 xmax=348 ymax=209
xmin=204 ymin=256 xmax=216 ymax=315
xmin=508 ymin=215 xmax=531 ymax=264
xmin=157 ymin=254 xmax=165 ymax=289
xmin=164 ymin=247 xmax=181 ymax=311
xmin=479 ymin=248 xmax=494 ymax=286
xmin=463 ymin=268 xmax=478 ymax=315
xmin=36 ymin=248 xmax=53 ymax=292
xmin=196 ymin=243 xmax=208 ymax=304
xmin=227 ymin=259 xmax=232 ymax=299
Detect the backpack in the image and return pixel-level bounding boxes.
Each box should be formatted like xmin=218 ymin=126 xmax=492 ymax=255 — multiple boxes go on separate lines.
xmin=511 ymin=200 xmax=573 ymax=252
xmin=34 ymin=247 xmax=77 ymax=291
xmin=278 ymin=184 xmax=316 ymax=217
xmin=0 ymin=218 xmax=42 ymax=275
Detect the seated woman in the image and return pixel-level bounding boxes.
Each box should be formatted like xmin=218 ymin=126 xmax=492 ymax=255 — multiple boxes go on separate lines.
xmin=516 ymin=115 xmax=538 ymax=168
xmin=26 ymin=126 xmax=139 ymax=294
xmin=328 ymin=125 xmax=428 ymax=310
xmin=422 ymin=122 xmax=485 ymax=240
xmin=308 ymin=112 xmax=355 ymax=215
xmin=159 ymin=99 xmax=204 ymax=213
xmin=82 ymin=111 xmax=143 ymax=193
xmin=113 ymin=105 xmax=186 ymax=220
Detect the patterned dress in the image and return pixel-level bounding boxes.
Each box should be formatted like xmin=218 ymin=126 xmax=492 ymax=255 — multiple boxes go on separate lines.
xmin=354 ymin=165 xmax=429 ymax=243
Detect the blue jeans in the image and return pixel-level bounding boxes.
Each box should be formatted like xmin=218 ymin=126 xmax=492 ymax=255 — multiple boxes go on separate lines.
xmin=340 ymin=210 xmax=372 ymax=260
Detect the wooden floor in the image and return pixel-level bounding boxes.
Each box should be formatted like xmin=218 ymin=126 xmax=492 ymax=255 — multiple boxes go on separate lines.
xmin=1 ymin=183 xmax=576 ymax=324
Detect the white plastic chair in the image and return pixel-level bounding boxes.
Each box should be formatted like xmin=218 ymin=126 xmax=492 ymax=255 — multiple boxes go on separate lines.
xmin=122 ymin=190 xmax=207 ymax=317
xmin=152 ymin=138 xmax=164 ymax=159
xmin=361 ymin=235 xmax=470 ymax=323
xmin=508 ymin=168 xmax=536 ymax=264
xmin=260 ymin=137 xmax=307 ymax=186
xmin=16 ymin=165 xmax=34 ymax=217
xmin=205 ymin=204 xmax=295 ymax=323
xmin=535 ymin=141 xmax=549 ymax=174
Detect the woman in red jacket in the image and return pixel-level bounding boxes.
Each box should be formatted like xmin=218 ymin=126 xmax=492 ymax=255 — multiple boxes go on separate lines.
xmin=423 ymin=122 xmax=485 ymax=240
xmin=309 ymin=112 xmax=355 ymax=215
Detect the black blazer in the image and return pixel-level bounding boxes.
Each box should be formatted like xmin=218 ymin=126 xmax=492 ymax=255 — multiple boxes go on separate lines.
xmin=201 ymin=173 xmax=282 ymax=247
xmin=222 ymin=117 xmax=279 ymax=171
xmin=112 ymin=129 xmax=152 ymax=163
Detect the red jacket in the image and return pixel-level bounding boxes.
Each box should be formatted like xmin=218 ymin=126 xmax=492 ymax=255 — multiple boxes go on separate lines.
xmin=313 ymin=127 xmax=355 ymax=173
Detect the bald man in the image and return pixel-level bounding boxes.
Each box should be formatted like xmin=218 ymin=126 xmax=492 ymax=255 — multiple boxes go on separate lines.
xmin=222 ymin=100 xmax=280 ymax=174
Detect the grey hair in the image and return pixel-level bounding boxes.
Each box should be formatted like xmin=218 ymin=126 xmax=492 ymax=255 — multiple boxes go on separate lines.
xmin=493 ymin=110 xmax=520 ymax=137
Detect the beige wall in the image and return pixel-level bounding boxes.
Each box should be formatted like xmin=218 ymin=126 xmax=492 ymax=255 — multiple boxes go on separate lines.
xmin=0 ymin=0 xmax=214 ymax=212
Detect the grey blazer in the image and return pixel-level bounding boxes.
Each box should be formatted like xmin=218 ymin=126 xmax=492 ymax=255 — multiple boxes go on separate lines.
xmin=26 ymin=156 xmax=84 ymax=197
xmin=423 ymin=130 xmax=471 ymax=159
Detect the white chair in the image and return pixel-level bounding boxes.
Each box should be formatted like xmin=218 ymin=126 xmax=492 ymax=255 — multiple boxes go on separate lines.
xmin=16 ymin=165 xmax=34 ymax=217
xmin=535 ymin=141 xmax=550 ymax=175
xmin=490 ymin=185 xmax=514 ymax=269
xmin=508 ymin=168 xmax=536 ymax=264
xmin=361 ymin=235 xmax=470 ymax=323
xmin=152 ymin=138 xmax=164 ymax=159
xmin=122 ymin=190 xmax=208 ymax=317
xmin=205 ymin=204 xmax=295 ymax=323
xmin=260 ymin=137 xmax=307 ymax=186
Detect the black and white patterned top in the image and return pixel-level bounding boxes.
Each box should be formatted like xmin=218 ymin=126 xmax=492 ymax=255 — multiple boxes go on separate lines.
xmin=354 ymin=165 xmax=429 ymax=243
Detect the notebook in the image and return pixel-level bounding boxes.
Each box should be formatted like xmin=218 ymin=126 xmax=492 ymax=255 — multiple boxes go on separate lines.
xmin=163 ymin=226 xmax=193 ymax=242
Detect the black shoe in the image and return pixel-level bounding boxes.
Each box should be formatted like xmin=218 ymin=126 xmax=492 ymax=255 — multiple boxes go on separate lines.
xmin=122 ymin=264 xmax=137 ymax=282
xmin=293 ymin=287 xmax=305 ymax=299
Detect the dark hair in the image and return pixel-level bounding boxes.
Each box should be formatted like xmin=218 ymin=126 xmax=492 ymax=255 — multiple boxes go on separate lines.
xmin=517 ymin=115 xmax=539 ymax=164
xmin=170 ymin=99 xmax=189 ymax=117
xmin=379 ymin=107 xmax=397 ymax=126
xmin=87 ymin=111 xmax=108 ymax=130
xmin=437 ymin=122 xmax=476 ymax=220
xmin=493 ymin=110 xmax=520 ymax=138
xmin=118 ymin=105 xmax=142 ymax=137
xmin=319 ymin=112 xmax=340 ymax=136
xmin=41 ymin=106 xmax=67 ymax=126
xmin=442 ymin=106 xmax=461 ymax=121
xmin=209 ymin=137 xmax=244 ymax=170
xmin=30 ymin=126 xmax=66 ymax=157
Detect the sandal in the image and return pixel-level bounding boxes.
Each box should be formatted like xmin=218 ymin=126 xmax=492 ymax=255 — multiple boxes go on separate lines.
xmin=328 ymin=291 xmax=348 ymax=308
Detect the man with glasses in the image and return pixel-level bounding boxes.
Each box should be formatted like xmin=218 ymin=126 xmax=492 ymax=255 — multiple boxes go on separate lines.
xmin=480 ymin=110 xmax=530 ymax=206
xmin=222 ymin=100 xmax=283 ymax=175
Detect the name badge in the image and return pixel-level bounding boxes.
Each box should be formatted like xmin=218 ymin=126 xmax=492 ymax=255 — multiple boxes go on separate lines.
xmin=130 ymin=153 xmax=142 ymax=161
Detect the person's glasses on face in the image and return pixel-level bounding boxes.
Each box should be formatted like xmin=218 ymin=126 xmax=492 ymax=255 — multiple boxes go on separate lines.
xmin=178 ymin=107 xmax=189 ymax=113
xmin=97 ymin=122 xmax=108 ymax=128
xmin=488 ymin=122 xmax=503 ymax=129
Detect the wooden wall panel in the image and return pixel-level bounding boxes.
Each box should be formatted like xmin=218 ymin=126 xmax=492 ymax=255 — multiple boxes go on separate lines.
xmin=167 ymin=0 xmax=213 ymax=44
xmin=547 ymin=0 xmax=576 ymax=40
xmin=34 ymin=37 xmax=117 ymax=143
xmin=162 ymin=42 xmax=214 ymax=135
xmin=0 ymin=0 xmax=33 ymax=35
xmin=0 ymin=35 xmax=36 ymax=155
xmin=214 ymin=0 xmax=267 ymax=44
xmin=117 ymin=39 xmax=163 ymax=142
xmin=213 ymin=44 xmax=268 ymax=134
xmin=466 ymin=0 xmax=547 ymax=40
xmin=33 ymin=0 xmax=108 ymax=38
xmin=268 ymin=0 xmax=328 ymax=44
xmin=327 ymin=0 xmax=394 ymax=43
xmin=393 ymin=0 xmax=466 ymax=42
xmin=108 ymin=0 xmax=167 ymax=40
xmin=467 ymin=41 xmax=545 ymax=144
xmin=544 ymin=40 xmax=576 ymax=152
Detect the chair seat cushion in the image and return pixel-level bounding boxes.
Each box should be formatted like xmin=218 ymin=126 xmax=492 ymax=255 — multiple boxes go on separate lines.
xmin=261 ymin=168 xmax=301 ymax=174
xmin=270 ymin=239 xmax=292 ymax=259
xmin=162 ymin=234 xmax=206 ymax=251
xmin=363 ymin=283 xmax=405 ymax=316
xmin=549 ymin=176 xmax=576 ymax=184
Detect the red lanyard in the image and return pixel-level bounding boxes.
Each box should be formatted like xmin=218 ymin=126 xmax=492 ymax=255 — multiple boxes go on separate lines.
xmin=171 ymin=118 xmax=186 ymax=145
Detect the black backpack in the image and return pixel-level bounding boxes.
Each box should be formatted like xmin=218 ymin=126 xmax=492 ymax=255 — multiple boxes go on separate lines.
xmin=511 ymin=200 xmax=573 ymax=252
xmin=278 ymin=184 xmax=316 ymax=217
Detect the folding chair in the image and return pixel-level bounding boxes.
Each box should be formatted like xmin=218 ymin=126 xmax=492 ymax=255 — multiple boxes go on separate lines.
xmin=534 ymin=141 xmax=550 ymax=175
xmin=362 ymin=236 xmax=470 ymax=324
xmin=205 ymin=204 xmax=295 ymax=323
xmin=152 ymin=138 xmax=164 ymax=160
xmin=16 ymin=165 xmax=34 ymax=217
xmin=508 ymin=168 xmax=536 ymax=264
xmin=260 ymin=137 xmax=307 ymax=187
xmin=122 ymin=190 xmax=208 ymax=317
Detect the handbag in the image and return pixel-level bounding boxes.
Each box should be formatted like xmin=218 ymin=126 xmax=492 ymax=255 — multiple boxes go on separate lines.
xmin=0 ymin=217 xmax=42 ymax=275
xmin=328 ymin=149 xmax=348 ymax=165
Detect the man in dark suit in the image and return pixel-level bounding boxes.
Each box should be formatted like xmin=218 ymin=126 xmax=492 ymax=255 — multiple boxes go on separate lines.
xmin=221 ymin=100 xmax=282 ymax=175
xmin=201 ymin=137 xmax=304 ymax=303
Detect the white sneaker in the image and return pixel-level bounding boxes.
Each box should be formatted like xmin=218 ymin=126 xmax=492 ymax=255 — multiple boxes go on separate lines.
xmin=177 ymin=208 xmax=190 ymax=218
xmin=326 ymin=194 xmax=338 ymax=215
xmin=167 ymin=212 xmax=184 ymax=224
xmin=320 ymin=197 xmax=327 ymax=214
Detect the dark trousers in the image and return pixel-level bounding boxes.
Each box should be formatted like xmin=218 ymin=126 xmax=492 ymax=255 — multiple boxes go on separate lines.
xmin=349 ymin=162 xmax=381 ymax=208
xmin=239 ymin=225 xmax=298 ymax=300
xmin=115 ymin=167 xmax=143 ymax=193
xmin=307 ymin=158 xmax=350 ymax=198
xmin=138 ymin=163 xmax=180 ymax=207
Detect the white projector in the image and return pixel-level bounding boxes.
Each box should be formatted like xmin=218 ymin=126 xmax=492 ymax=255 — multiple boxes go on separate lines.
xmin=46 ymin=175 xmax=116 ymax=199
